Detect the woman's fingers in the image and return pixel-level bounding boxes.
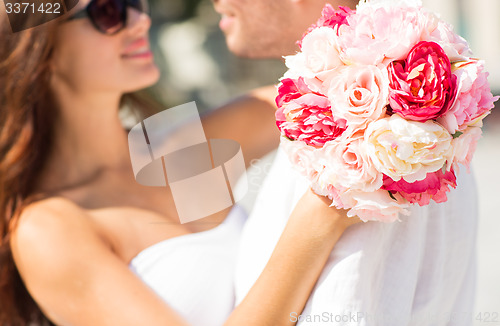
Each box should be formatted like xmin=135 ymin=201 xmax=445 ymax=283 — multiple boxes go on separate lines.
xmin=294 ymin=188 xmax=365 ymax=232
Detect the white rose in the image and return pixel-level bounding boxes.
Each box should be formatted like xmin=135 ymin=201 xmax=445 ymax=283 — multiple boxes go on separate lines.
xmin=284 ymin=27 xmax=342 ymax=79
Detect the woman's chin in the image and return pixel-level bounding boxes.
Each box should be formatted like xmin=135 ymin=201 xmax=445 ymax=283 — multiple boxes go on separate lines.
xmin=124 ymin=66 xmax=161 ymax=92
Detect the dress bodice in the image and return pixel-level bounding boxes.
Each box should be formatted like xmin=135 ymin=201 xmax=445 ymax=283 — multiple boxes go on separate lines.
xmin=129 ymin=205 xmax=246 ymax=326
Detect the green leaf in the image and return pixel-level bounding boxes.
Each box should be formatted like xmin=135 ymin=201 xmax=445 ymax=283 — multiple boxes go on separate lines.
xmin=452 ymin=131 xmax=463 ymax=139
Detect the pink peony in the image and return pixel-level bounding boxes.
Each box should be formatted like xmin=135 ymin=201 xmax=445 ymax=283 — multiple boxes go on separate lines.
xmin=336 ymin=5 xmax=427 ymax=65
xmin=420 ymin=12 xmax=472 ymax=62
xmin=388 ymin=41 xmax=457 ymax=122
xmin=382 ymin=168 xmax=457 ymax=206
xmin=276 ymin=77 xmax=310 ymax=108
xmin=275 ymin=78 xmax=347 ymax=147
xmin=336 ymin=188 xmax=410 ymax=222
xmin=313 ymin=5 xmax=353 ymax=30
xmin=438 ymin=60 xmax=499 ymax=134
xmin=298 ymin=5 xmax=354 ymax=48
xmin=313 ymin=182 xmax=409 ymax=223
xmin=446 ymin=127 xmax=482 ymax=173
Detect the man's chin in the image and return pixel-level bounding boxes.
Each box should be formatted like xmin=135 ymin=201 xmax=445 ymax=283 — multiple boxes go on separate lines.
xmin=225 ymin=34 xmax=298 ymax=59
xmin=226 ymin=40 xmax=279 ymax=59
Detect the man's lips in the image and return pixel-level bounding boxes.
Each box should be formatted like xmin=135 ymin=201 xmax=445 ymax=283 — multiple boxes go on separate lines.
xmin=122 ymin=38 xmax=153 ymax=59
xmin=214 ymin=7 xmax=236 ymax=31
xmin=219 ymin=14 xmax=235 ymax=31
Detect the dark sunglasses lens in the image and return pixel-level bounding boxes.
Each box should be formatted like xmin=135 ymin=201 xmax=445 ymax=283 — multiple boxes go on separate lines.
xmin=88 ymin=0 xmax=125 ymax=34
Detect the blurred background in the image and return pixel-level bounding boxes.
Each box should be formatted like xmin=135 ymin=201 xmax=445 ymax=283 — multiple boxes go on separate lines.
xmin=144 ymin=0 xmax=285 ymax=111
xmin=143 ymin=0 xmax=499 ymax=323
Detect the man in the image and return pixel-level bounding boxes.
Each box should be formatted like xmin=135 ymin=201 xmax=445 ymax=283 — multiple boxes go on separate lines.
xmin=211 ymin=0 xmax=478 ymax=325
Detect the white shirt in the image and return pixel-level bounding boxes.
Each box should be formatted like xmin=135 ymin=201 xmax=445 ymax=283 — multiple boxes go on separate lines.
xmin=235 ymin=146 xmax=477 ymax=326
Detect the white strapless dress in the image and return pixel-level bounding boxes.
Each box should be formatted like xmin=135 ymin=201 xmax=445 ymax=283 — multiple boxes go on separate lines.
xmin=129 ymin=205 xmax=247 ymax=326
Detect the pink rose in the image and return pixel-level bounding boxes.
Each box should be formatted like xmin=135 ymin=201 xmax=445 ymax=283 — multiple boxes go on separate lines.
xmin=388 ymin=41 xmax=457 ymax=122
xmin=322 ymin=64 xmax=389 ymax=134
xmin=382 ymin=168 xmax=457 ymax=206
xmin=275 ymin=78 xmax=347 ymax=147
xmin=280 ymin=137 xmax=322 ymax=184
xmin=438 ymin=60 xmax=499 ymax=134
xmin=319 ymin=134 xmax=383 ymax=192
xmin=298 ymin=5 xmax=354 ymax=48
xmin=312 ymin=183 xmax=345 ymax=208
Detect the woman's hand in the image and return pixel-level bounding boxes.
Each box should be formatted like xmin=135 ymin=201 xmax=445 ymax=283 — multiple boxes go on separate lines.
xmin=289 ymin=188 xmax=363 ymax=238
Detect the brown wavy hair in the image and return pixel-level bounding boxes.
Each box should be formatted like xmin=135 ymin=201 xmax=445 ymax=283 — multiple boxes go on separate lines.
xmin=0 ymin=9 xmax=61 ymax=325
xmin=0 ymin=9 xmax=160 ymax=326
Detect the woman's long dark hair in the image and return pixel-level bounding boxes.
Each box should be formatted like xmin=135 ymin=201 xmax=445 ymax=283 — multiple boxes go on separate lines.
xmin=0 ymin=11 xmax=160 ymax=326
xmin=0 ymin=11 xmax=60 ymax=325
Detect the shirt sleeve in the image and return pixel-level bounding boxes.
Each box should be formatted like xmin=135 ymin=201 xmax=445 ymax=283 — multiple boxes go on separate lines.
xmin=296 ymin=168 xmax=478 ymax=326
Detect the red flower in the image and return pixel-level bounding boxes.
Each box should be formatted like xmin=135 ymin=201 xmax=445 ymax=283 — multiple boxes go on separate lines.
xmin=382 ymin=168 xmax=457 ymax=206
xmin=298 ymin=5 xmax=354 ymax=48
xmin=275 ymin=78 xmax=346 ymax=147
xmin=388 ymin=41 xmax=457 ymax=122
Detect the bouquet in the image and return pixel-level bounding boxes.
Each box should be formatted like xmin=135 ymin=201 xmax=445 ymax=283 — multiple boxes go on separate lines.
xmin=275 ymin=0 xmax=499 ymax=222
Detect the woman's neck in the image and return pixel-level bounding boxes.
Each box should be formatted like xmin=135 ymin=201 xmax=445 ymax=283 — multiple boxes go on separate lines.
xmin=38 ymin=86 xmax=133 ymax=193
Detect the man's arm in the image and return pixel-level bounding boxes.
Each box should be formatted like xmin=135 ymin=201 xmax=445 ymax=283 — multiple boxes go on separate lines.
xmin=201 ymin=85 xmax=281 ymax=168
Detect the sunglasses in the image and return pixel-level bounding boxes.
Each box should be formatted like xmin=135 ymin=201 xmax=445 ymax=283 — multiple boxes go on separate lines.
xmin=66 ymin=0 xmax=149 ymax=35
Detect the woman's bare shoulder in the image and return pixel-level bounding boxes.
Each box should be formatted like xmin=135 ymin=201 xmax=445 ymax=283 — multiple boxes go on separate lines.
xmin=11 ymin=196 xmax=95 ymax=247
xmin=9 ymin=196 xmax=186 ymax=326
xmin=10 ymin=196 xmax=107 ymax=284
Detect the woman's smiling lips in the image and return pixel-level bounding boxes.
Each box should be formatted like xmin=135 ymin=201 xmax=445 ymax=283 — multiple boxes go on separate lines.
xmin=122 ymin=37 xmax=153 ymax=59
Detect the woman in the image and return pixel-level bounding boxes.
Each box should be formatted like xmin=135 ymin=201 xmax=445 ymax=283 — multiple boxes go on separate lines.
xmin=0 ymin=0 xmax=361 ymax=325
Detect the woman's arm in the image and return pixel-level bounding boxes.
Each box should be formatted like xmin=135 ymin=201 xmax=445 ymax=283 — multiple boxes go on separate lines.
xmin=10 ymin=197 xmax=190 ymax=326
xmin=11 ymin=192 xmax=360 ymax=326
xmin=201 ymin=85 xmax=281 ymax=168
